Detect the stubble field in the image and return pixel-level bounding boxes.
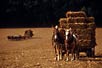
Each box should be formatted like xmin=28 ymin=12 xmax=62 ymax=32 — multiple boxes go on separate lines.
xmin=0 ymin=28 xmax=102 ymax=68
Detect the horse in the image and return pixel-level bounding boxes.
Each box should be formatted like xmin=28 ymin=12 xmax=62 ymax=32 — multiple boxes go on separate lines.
xmin=52 ymin=26 xmax=65 ymax=61
xmin=64 ymin=28 xmax=78 ymax=61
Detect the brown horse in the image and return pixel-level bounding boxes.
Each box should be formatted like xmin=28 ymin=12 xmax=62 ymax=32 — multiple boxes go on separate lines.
xmin=52 ymin=26 xmax=65 ymax=61
xmin=64 ymin=28 xmax=78 ymax=61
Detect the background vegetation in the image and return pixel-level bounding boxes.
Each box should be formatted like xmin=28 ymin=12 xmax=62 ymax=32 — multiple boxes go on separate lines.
xmin=0 ymin=0 xmax=101 ymax=27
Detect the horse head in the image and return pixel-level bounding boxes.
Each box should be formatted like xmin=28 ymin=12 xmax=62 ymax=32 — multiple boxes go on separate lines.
xmin=53 ymin=25 xmax=59 ymax=40
xmin=65 ymin=28 xmax=73 ymax=43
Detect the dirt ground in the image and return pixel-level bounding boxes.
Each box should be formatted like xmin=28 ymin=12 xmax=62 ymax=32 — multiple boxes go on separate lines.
xmin=0 ymin=28 xmax=102 ymax=68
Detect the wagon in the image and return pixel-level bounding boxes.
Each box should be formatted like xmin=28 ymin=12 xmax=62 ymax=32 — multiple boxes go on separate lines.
xmin=58 ymin=11 xmax=96 ymax=57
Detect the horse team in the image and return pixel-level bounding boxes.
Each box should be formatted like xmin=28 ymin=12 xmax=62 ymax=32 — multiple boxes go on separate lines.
xmin=52 ymin=25 xmax=79 ymax=61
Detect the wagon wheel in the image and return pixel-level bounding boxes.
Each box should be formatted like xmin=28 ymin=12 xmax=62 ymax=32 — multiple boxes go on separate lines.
xmin=87 ymin=47 xmax=95 ymax=57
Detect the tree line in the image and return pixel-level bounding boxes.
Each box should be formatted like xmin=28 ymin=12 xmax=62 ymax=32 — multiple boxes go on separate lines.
xmin=0 ymin=0 xmax=102 ymax=27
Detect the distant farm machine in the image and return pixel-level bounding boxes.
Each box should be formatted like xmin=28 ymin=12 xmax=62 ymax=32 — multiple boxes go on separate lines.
xmin=7 ymin=29 xmax=33 ymax=41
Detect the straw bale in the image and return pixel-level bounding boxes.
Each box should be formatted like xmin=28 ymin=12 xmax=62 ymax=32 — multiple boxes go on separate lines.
xmin=75 ymin=28 xmax=95 ymax=35
xmin=86 ymin=17 xmax=95 ymax=23
xmin=66 ymin=11 xmax=86 ymax=17
xmin=59 ymin=18 xmax=67 ymax=24
xmin=87 ymin=23 xmax=96 ymax=29
xmin=79 ymin=35 xmax=95 ymax=40
xmin=78 ymin=40 xmax=91 ymax=46
xmin=73 ymin=17 xmax=86 ymax=23
xmin=60 ymin=23 xmax=88 ymax=29
xmin=78 ymin=39 xmax=96 ymax=47
xmin=71 ymin=23 xmax=87 ymax=29
xmin=67 ymin=17 xmax=75 ymax=23
xmin=59 ymin=18 xmax=67 ymax=28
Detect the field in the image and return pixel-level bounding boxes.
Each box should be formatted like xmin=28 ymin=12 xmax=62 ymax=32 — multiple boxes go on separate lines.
xmin=0 ymin=28 xmax=102 ymax=68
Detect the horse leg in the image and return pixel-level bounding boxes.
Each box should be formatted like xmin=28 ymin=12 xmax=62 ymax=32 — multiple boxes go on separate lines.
xmin=74 ymin=41 xmax=79 ymax=60
xmin=71 ymin=44 xmax=75 ymax=61
xmin=65 ymin=50 xmax=69 ymax=61
xmin=71 ymin=50 xmax=74 ymax=61
xmin=59 ymin=44 xmax=62 ymax=60
xmin=65 ymin=45 xmax=69 ymax=61
xmin=75 ymin=47 xmax=79 ymax=60
xmin=55 ymin=43 xmax=60 ymax=61
xmin=64 ymin=42 xmax=69 ymax=61
xmin=54 ymin=43 xmax=57 ymax=61
xmin=56 ymin=49 xmax=60 ymax=61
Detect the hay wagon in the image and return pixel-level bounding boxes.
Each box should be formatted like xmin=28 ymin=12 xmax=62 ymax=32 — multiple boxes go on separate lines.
xmin=58 ymin=11 xmax=96 ymax=57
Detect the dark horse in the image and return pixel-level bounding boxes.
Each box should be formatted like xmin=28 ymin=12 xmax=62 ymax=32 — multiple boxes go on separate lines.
xmin=64 ymin=28 xmax=78 ymax=61
xmin=52 ymin=26 xmax=65 ymax=61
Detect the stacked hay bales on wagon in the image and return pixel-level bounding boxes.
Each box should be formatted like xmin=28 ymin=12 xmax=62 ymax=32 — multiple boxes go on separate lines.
xmin=59 ymin=11 xmax=96 ymax=57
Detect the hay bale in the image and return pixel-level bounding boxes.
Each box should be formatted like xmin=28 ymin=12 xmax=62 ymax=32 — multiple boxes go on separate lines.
xmin=78 ymin=34 xmax=95 ymax=40
xmin=87 ymin=23 xmax=96 ymax=29
xmin=78 ymin=40 xmax=92 ymax=46
xmin=60 ymin=23 xmax=96 ymax=30
xmin=60 ymin=23 xmax=88 ymax=29
xmin=67 ymin=17 xmax=75 ymax=23
xmin=74 ymin=17 xmax=86 ymax=23
xmin=86 ymin=17 xmax=95 ymax=23
xmin=59 ymin=18 xmax=67 ymax=23
xmin=78 ymin=39 xmax=96 ymax=47
xmin=59 ymin=18 xmax=67 ymax=28
xmin=59 ymin=17 xmax=75 ymax=23
xmin=67 ymin=17 xmax=86 ymax=23
xmin=71 ymin=23 xmax=87 ymax=29
xmin=74 ymin=28 xmax=96 ymax=47
xmin=75 ymin=28 xmax=95 ymax=36
xmin=59 ymin=18 xmax=75 ymax=28
xmin=66 ymin=11 xmax=86 ymax=17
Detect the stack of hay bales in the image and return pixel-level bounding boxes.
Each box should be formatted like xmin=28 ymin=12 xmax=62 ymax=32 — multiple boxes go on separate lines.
xmin=59 ymin=11 xmax=96 ymax=47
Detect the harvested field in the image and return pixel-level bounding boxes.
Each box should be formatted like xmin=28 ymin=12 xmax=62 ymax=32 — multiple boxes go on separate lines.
xmin=0 ymin=28 xmax=102 ymax=68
